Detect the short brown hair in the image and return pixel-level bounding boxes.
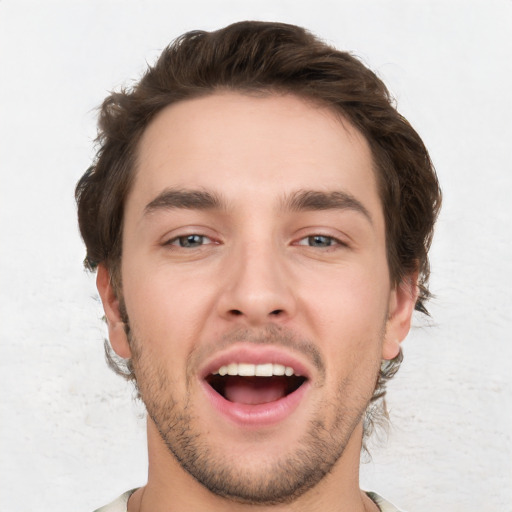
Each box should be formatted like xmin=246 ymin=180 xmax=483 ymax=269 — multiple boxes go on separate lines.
xmin=76 ymin=20 xmax=440 ymax=312
xmin=76 ymin=21 xmax=441 ymax=440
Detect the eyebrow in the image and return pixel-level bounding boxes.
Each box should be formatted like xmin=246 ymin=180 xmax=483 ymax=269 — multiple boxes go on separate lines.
xmin=144 ymin=187 xmax=372 ymax=224
xmin=144 ymin=188 xmax=224 ymax=214
xmin=283 ymin=190 xmax=373 ymax=224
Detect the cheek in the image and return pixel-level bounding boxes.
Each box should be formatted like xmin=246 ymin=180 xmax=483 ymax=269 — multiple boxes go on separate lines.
xmin=302 ymin=260 xmax=390 ymax=326
xmin=121 ymin=267 xmax=215 ymax=362
xmin=299 ymin=265 xmax=389 ymax=371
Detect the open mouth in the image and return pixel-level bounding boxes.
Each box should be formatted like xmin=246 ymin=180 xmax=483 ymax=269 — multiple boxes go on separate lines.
xmin=205 ymin=363 xmax=307 ymax=405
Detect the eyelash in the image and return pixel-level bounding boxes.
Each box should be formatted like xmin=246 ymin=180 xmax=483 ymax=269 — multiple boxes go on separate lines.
xmin=165 ymin=234 xmax=345 ymax=249
xmin=165 ymin=234 xmax=215 ymax=248
xmin=295 ymin=235 xmax=346 ymax=248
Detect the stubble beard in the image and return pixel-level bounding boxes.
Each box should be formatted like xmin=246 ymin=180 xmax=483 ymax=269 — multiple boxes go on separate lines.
xmin=128 ymin=326 xmax=379 ymax=505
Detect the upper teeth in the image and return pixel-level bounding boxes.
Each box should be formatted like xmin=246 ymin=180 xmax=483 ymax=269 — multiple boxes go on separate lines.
xmin=213 ymin=363 xmax=298 ymax=377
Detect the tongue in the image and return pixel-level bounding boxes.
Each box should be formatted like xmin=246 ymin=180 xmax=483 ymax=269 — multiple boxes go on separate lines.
xmin=223 ymin=376 xmax=288 ymax=405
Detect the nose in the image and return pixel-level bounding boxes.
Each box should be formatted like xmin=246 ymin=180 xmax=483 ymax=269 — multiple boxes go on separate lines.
xmin=217 ymin=241 xmax=297 ymax=326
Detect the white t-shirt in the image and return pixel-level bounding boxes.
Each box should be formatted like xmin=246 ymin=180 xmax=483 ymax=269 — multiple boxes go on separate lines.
xmin=94 ymin=489 xmax=404 ymax=512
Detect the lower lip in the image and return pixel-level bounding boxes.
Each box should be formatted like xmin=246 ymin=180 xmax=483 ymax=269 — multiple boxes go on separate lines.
xmin=200 ymin=379 xmax=310 ymax=428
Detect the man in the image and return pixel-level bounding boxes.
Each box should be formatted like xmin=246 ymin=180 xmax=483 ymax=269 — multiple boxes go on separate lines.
xmin=76 ymin=21 xmax=441 ymax=512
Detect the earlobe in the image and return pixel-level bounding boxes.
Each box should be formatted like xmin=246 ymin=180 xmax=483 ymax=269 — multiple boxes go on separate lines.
xmin=382 ymin=273 xmax=419 ymax=360
xmin=96 ymin=264 xmax=132 ymax=359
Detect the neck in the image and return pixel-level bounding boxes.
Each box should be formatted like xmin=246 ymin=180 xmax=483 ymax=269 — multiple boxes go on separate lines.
xmin=128 ymin=418 xmax=378 ymax=512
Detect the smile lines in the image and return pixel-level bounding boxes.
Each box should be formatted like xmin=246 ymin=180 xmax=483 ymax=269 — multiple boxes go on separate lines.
xmin=212 ymin=363 xmax=299 ymax=377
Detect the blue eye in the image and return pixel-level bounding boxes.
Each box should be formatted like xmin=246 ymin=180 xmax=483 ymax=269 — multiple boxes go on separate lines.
xmin=297 ymin=235 xmax=339 ymax=247
xmin=170 ymin=234 xmax=211 ymax=248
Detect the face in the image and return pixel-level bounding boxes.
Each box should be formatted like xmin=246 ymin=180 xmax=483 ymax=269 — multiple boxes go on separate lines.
xmin=98 ymin=93 xmax=416 ymax=504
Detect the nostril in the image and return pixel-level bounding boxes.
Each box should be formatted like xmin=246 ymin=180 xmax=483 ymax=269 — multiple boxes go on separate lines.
xmin=228 ymin=309 xmax=283 ymax=317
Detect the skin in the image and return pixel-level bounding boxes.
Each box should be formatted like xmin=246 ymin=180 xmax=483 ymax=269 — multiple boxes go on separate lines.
xmin=97 ymin=93 xmax=417 ymax=512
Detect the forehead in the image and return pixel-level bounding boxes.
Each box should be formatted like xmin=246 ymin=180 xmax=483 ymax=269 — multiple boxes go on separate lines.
xmin=130 ymin=92 xmax=380 ymax=217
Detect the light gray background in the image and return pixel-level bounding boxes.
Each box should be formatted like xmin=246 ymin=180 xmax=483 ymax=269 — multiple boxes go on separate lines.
xmin=1 ymin=1 xmax=511 ymax=511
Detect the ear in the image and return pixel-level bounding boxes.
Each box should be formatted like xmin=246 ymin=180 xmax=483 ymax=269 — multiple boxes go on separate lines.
xmin=382 ymin=273 xmax=419 ymax=360
xmin=96 ymin=264 xmax=132 ymax=359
